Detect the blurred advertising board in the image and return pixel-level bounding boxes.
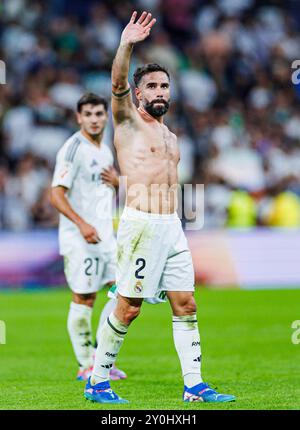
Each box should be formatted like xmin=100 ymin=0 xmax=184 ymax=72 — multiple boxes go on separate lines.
xmin=0 ymin=229 xmax=300 ymax=289
xmin=187 ymin=229 xmax=300 ymax=288
xmin=0 ymin=230 xmax=64 ymax=288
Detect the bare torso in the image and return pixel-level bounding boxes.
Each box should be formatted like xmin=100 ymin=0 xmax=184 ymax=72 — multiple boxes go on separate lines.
xmin=114 ymin=107 xmax=180 ymax=214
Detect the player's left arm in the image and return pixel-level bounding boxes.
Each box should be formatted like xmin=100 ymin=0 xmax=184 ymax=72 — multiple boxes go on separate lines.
xmin=101 ymin=166 xmax=119 ymax=187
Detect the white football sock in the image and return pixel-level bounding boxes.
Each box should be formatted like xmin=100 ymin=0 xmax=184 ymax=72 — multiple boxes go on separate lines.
xmin=67 ymin=302 xmax=94 ymax=370
xmin=172 ymin=314 xmax=203 ymax=388
xmin=91 ymin=312 xmax=128 ymax=384
xmin=96 ymin=298 xmax=117 ymax=346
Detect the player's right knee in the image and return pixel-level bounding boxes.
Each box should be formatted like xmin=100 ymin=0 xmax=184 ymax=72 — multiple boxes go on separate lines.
xmin=73 ymin=292 xmax=96 ymax=308
xmin=122 ymin=306 xmax=141 ymax=325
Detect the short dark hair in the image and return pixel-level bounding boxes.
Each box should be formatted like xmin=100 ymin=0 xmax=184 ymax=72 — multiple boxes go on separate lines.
xmin=77 ymin=93 xmax=108 ymax=113
xmin=133 ymin=63 xmax=170 ymax=87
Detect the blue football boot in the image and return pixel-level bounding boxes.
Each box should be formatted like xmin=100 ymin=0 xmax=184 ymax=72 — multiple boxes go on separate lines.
xmin=183 ymin=382 xmax=236 ymax=403
xmin=84 ymin=377 xmax=129 ymax=404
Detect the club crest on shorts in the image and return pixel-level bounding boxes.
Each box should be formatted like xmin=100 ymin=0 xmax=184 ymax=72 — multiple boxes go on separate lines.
xmin=134 ymin=281 xmax=143 ymax=294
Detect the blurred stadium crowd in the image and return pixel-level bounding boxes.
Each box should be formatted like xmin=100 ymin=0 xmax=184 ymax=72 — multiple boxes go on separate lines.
xmin=1 ymin=0 xmax=300 ymax=230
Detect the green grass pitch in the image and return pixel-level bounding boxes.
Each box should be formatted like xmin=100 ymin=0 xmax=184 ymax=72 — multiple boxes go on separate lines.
xmin=0 ymin=287 xmax=300 ymax=410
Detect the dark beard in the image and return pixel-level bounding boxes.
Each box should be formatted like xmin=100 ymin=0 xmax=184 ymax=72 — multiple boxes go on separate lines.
xmin=144 ymin=100 xmax=170 ymax=118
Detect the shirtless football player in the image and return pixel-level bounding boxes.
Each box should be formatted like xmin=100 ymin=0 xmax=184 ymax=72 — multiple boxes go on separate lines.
xmin=84 ymin=11 xmax=235 ymax=404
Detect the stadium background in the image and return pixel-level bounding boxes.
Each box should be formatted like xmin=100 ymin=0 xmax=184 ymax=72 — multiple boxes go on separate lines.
xmin=1 ymin=0 xmax=300 ymax=410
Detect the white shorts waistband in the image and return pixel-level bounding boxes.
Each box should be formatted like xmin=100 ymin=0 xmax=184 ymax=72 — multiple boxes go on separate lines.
xmin=121 ymin=206 xmax=179 ymax=221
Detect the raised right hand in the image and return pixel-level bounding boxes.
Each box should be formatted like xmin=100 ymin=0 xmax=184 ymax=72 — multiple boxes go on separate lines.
xmin=78 ymin=221 xmax=100 ymax=244
xmin=120 ymin=11 xmax=156 ymax=46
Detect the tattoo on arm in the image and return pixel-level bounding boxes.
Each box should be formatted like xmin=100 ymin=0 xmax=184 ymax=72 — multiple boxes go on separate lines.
xmin=112 ymin=87 xmax=131 ymax=99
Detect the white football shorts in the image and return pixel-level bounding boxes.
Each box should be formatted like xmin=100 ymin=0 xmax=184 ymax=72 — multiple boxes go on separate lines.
xmin=116 ymin=207 xmax=195 ymax=299
xmin=63 ymin=236 xmax=116 ymax=294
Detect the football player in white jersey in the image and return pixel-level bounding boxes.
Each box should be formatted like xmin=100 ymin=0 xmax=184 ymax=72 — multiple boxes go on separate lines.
xmin=51 ymin=93 xmax=126 ymax=381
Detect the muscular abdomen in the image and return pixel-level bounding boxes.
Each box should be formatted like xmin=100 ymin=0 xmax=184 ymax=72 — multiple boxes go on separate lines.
xmin=116 ymin=131 xmax=179 ymax=214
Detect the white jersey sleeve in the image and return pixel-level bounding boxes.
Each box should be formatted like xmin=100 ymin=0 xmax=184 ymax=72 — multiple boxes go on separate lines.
xmin=52 ymin=136 xmax=81 ymax=189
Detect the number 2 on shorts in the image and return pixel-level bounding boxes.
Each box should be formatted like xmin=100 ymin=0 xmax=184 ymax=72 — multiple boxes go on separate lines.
xmin=135 ymin=258 xmax=146 ymax=279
